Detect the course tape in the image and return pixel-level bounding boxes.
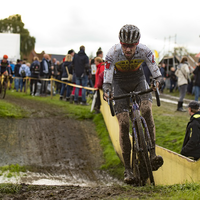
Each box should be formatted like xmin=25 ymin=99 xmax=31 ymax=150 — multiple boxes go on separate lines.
xmin=12 ymin=76 xmax=97 ymax=91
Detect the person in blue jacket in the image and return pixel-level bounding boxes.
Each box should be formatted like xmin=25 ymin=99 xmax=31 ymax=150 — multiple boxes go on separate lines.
xmin=19 ymin=61 xmax=30 ymax=92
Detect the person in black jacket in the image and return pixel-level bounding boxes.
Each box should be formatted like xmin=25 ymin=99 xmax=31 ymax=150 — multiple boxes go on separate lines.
xmin=30 ymin=56 xmax=40 ymax=96
xmin=40 ymin=54 xmax=51 ymax=96
xmin=181 ymin=101 xmax=200 ymax=160
xmin=193 ymin=58 xmax=200 ymax=101
xmin=14 ymin=59 xmax=22 ymax=92
xmin=72 ymin=45 xmax=89 ymax=105
xmin=169 ymin=67 xmax=177 ymax=93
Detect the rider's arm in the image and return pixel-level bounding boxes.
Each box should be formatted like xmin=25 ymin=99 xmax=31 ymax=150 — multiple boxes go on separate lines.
xmin=141 ymin=47 xmax=163 ymax=88
xmin=141 ymin=46 xmax=161 ymax=79
xmin=102 ymin=46 xmax=115 ymax=98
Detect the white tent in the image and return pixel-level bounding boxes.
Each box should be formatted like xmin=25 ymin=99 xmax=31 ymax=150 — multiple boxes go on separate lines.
xmin=0 ymin=33 xmax=20 ymax=62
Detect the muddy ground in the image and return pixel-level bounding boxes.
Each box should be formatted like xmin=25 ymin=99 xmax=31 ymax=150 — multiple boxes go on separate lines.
xmin=0 ymin=94 xmax=144 ymax=200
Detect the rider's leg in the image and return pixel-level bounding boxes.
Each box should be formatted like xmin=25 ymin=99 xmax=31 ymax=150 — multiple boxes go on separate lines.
xmin=117 ymin=112 xmax=131 ymax=169
xmin=117 ymin=111 xmax=135 ymax=183
xmin=140 ymin=100 xmax=156 ymax=157
xmin=140 ymin=100 xmax=163 ymax=170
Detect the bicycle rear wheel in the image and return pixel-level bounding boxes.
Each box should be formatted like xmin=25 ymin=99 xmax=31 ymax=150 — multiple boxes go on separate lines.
xmin=135 ymin=111 xmax=155 ymax=186
xmin=0 ymin=81 xmax=6 ymax=99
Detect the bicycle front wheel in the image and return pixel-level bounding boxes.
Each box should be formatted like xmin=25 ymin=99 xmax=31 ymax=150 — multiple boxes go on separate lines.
xmin=135 ymin=111 xmax=155 ymax=186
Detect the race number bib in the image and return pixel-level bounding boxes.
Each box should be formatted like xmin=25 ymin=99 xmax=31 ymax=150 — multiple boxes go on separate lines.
xmin=91 ymin=64 xmax=96 ymax=75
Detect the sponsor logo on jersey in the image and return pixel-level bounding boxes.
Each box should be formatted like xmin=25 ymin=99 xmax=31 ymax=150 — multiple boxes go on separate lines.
xmin=105 ymin=61 xmax=111 ymax=69
xmin=147 ymin=51 xmax=155 ymax=64
xmin=115 ymin=59 xmax=144 ymax=72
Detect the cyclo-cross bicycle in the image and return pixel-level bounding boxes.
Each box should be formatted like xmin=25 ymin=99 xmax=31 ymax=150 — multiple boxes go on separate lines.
xmin=0 ymin=71 xmax=8 ymax=99
xmin=108 ymin=79 xmax=160 ymax=186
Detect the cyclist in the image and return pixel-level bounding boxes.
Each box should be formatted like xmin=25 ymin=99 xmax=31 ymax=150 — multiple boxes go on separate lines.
xmin=103 ymin=24 xmax=164 ymax=184
xmin=0 ymin=55 xmax=11 ymax=84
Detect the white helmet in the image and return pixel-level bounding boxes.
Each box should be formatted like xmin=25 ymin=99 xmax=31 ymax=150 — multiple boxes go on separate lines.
xmin=119 ymin=24 xmax=141 ymax=44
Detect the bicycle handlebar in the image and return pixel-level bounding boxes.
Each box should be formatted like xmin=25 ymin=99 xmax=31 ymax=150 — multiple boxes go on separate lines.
xmin=112 ymin=86 xmax=161 ymax=107
xmin=106 ymin=80 xmax=161 ymax=117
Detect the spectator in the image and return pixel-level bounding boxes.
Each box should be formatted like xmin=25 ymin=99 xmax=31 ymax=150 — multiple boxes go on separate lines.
xmin=19 ymin=61 xmax=29 ymax=92
xmin=169 ymin=67 xmax=177 ymax=93
xmin=73 ymin=45 xmax=89 ymax=105
xmin=52 ymin=58 xmax=61 ymax=94
xmin=60 ymin=54 xmax=73 ymax=101
xmin=159 ymin=62 xmax=166 ymax=93
xmin=14 ymin=59 xmax=22 ymax=92
xmin=40 ymin=54 xmax=51 ymax=96
xmin=68 ymin=49 xmax=75 ymax=59
xmin=97 ymin=71 xmax=104 ymax=89
xmin=30 ymin=56 xmax=40 ymax=96
xmin=9 ymin=61 xmax=15 ymax=89
xmin=141 ymin=62 xmax=152 ymax=85
xmin=193 ymin=58 xmax=200 ymax=101
xmin=181 ymin=101 xmax=200 ymax=160
xmin=90 ymin=48 xmax=104 ymax=86
xmin=94 ymin=57 xmax=105 ymax=113
xmin=175 ymin=57 xmax=190 ymax=112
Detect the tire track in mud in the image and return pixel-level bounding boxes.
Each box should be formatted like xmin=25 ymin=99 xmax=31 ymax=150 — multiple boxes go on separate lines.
xmin=0 ymin=95 xmax=120 ymax=186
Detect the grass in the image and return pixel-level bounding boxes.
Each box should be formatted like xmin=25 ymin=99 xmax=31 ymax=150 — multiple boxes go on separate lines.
xmin=0 ymin=183 xmax=21 ymax=194
xmin=93 ymin=113 xmax=124 ymax=179
xmin=0 ymin=100 xmax=27 ymax=118
xmin=153 ymin=101 xmax=188 ymax=153
xmin=152 ymin=88 xmax=191 ymax=153
xmin=0 ymin=164 xmax=27 ymax=178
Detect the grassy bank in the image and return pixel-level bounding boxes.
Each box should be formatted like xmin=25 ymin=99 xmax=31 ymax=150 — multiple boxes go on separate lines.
xmin=0 ymin=100 xmax=27 ymax=118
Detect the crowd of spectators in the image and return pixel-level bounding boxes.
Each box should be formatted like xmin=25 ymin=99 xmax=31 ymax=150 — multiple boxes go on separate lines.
xmin=0 ymin=46 xmax=105 ymax=108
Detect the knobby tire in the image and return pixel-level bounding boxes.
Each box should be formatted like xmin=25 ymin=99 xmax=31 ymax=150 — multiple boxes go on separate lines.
xmin=135 ymin=111 xmax=155 ymax=186
xmin=0 ymin=81 xmax=6 ymax=99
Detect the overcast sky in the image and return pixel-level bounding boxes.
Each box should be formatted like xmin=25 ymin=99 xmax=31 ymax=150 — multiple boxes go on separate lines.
xmin=1 ymin=0 xmax=200 ymax=59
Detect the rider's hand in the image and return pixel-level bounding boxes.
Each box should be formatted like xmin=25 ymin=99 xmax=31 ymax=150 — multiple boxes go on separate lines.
xmin=151 ymin=76 xmax=164 ymax=91
xmin=102 ymin=83 xmax=112 ymax=102
xmin=151 ymin=80 xmax=160 ymax=91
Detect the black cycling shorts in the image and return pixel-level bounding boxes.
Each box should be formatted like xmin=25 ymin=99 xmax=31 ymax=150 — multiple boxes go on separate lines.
xmin=112 ymin=79 xmax=152 ymax=114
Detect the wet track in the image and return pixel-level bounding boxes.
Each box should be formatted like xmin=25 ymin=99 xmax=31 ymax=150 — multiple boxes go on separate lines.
xmin=0 ymin=95 xmax=120 ymax=186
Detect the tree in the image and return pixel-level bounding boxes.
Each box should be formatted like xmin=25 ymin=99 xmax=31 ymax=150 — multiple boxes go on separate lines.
xmin=0 ymin=14 xmax=36 ymax=59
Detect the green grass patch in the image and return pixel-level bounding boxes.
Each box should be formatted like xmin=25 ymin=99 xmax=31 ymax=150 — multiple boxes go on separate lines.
xmin=0 ymin=100 xmax=26 ymax=118
xmin=152 ymin=99 xmax=188 ymax=154
xmin=93 ymin=113 xmax=124 ymax=179
xmin=6 ymin=89 xmax=94 ymax=120
xmin=0 ymin=183 xmax=21 ymax=194
xmin=0 ymin=164 xmax=27 ymax=178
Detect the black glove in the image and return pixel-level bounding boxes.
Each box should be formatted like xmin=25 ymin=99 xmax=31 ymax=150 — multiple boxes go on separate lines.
xmin=102 ymin=83 xmax=112 ymax=101
xmin=154 ymin=76 xmax=164 ymax=89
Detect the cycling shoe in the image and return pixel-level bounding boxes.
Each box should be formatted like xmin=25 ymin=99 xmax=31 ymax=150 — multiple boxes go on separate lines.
xmin=151 ymin=155 xmax=164 ymax=171
xmin=124 ymin=169 xmax=139 ymax=185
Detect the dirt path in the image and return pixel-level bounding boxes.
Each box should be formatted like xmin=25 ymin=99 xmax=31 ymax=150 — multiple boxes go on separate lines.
xmin=0 ymin=95 xmax=132 ymax=199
